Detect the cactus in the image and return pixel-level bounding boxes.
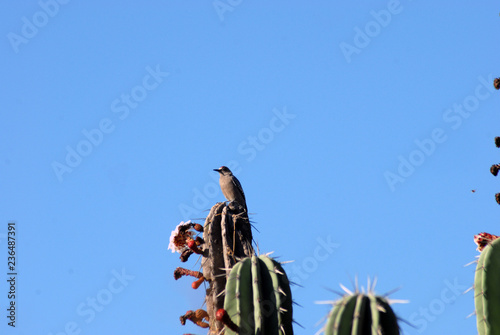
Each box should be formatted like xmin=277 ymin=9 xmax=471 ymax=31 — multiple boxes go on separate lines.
xmin=318 ymin=281 xmax=403 ymax=335
xmin=170 ymin=201 xmax=254 ymax=334
xmin=472 ymin=136 xmax=500 ymax=334
xmin=202 ymin=202 xmax=254 ymax=332
xmin=475 ymin=237 xmax=500 ymax=335
xmin=221 ymin=254 xmax=294 ymax=335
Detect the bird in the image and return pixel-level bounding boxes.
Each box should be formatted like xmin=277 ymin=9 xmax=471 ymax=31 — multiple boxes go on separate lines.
xmin=214 ymin=166 xmax=247 ymax=213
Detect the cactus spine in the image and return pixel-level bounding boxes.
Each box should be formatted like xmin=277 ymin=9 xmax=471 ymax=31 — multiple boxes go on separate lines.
xmin=223 ymin=254 xmax=294 ymax=335
xmin=475 ymin=237 xmax=500 ymax=335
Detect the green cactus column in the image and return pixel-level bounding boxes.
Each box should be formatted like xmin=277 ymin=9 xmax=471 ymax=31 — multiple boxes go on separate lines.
xmin=319 ymin=285 xmax=401 ymax=335
xmin=475 ymin=237 xmax=500 ymax=335
xmin=222 ymin=254 xmax=294 ymax=335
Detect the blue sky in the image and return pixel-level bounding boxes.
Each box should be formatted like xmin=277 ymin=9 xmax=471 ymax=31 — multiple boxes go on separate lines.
xmin=1 ymin=1 xmax=499 ymax=334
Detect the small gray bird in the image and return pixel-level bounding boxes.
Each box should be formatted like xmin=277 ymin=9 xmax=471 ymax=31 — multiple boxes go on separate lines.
xmin=214 ymin=166 xmax=247 ymax=213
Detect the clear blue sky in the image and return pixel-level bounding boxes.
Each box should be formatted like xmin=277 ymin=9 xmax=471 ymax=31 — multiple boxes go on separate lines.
xmin=1 ymin=1 xmax=499 ymax=334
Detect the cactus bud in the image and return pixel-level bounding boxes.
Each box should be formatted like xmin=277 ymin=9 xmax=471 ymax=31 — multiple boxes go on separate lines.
xmin=216 ymin=308 xmax=239 ymax=332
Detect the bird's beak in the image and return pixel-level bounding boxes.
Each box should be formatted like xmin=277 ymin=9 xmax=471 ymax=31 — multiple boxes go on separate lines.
xmin=213 ymin=168 xmax=221 ymax=172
